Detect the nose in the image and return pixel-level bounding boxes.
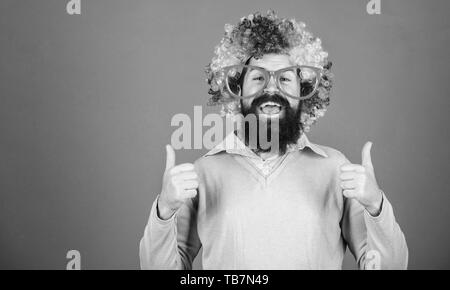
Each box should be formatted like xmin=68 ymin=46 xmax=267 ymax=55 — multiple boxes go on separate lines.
xmin=263 ymin=74 xmax=278 ymax=94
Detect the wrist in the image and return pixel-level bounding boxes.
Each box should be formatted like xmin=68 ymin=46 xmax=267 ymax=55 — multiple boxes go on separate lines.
xmin=366 ymin=190 xmax=384 ymax=216
xmin=156 ymin=198 xmax=176 ymax=220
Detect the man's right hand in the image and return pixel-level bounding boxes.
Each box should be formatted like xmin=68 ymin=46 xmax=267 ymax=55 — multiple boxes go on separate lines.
xmin=157 ymin=144 xmax=199 ymax=220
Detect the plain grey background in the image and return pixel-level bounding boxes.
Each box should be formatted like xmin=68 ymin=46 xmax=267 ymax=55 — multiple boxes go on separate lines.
xmin=0 ymin=0 xmax=449 ymax=269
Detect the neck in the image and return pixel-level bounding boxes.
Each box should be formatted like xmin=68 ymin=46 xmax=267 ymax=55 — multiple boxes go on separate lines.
xmin=254 ymin=149 xmax=280 ymax=160
xmin=234 ymin=127 xmax=282 ymax=160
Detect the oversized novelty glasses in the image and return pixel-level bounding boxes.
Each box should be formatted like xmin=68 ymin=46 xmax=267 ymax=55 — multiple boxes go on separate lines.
xmin=221 ymin=65 xmax=323 ymax=100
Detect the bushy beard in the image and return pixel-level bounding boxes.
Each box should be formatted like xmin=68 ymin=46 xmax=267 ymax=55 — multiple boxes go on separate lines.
xmin=240 ymin=94 xmax=302 ymax=155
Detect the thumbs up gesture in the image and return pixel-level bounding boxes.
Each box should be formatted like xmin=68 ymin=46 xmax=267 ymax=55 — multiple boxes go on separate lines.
xmin=157 ymin=144 xmax=199 ymax=220
xmin=339 ymin=141 xmax=383 ymax=216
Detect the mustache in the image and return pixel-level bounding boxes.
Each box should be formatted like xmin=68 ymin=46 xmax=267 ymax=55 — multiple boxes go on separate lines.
xmin=250 ymin=93 xmax=291 ymax=109
xmin=241 ymin=92 xmax=303 ymax=155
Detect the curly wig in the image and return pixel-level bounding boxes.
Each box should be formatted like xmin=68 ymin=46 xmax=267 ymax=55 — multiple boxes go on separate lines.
xmin=204 ymin=10 xmax=334 ymax=133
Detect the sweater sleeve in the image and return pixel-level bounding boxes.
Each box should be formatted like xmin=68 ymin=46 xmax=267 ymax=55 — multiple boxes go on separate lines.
xmin=139 ymin=193 xmax=202 ymax=269
xmin=340 ymin=186 xmax=409 ymax=269
xmin=335 ymin=151 xmax=408 ymax=270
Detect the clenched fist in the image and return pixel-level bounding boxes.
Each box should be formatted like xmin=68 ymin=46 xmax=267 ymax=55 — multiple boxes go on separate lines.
xmin=157 ymin=144 xmax=199 ymax=220
xmin=339 ymin=141 xmax=383 ymax=216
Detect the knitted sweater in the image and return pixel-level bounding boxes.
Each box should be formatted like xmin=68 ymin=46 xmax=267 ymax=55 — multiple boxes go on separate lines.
xmin=139 ymin=133 xmax=408 ymax=269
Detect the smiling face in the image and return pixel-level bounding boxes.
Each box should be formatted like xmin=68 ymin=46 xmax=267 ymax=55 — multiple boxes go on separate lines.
xmin=241 ymin=53 xmax=301 ymax=119
xmin=239 ymin=53 xmax=304 ymax=155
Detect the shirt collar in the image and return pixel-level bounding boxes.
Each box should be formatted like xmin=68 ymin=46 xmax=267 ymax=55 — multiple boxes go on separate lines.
xmin=204 ymin=131 xmax=328 ymax=158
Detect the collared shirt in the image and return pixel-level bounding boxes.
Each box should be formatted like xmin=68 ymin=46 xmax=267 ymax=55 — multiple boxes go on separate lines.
xmin=140 ymin=133 xmax=408 ymax=269
xmin=204 ymin=132 xmax=328 ymax=177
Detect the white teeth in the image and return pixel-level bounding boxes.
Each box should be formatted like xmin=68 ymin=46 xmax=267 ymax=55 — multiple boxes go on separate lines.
xmin=259 ymin=101 xmax=283 ymax=115
xmin=260 ymin=102 xmax=281 ymax=108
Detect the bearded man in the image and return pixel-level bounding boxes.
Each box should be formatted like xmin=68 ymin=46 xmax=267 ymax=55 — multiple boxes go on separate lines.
xmin=139 ymin=10 xmax=408 ymax=270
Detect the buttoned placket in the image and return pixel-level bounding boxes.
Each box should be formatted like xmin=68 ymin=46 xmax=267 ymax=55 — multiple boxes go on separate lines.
xmin=253 ymin=155 xmax=281 ymax=177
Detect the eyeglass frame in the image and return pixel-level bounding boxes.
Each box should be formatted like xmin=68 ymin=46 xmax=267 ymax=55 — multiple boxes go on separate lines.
xmin=221 ymin=64 xmax=323 ymax=101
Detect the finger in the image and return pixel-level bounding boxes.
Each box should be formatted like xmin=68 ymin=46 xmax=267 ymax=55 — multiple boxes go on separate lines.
xmin=340 ymin=180 xmax=357 ymax=189
xmin=339 ymin=171 xmax=359 ymax=181
xmin=342 ymin=189 xmax=357 ymax=198
xmin=177 ymin=171 xmax=198 ymax=181
xmin=340 ymin=164 xmax=365 ymax=173
xmin=361 ymin=141 xmax=374 ymax=170
xmin=182 ymin=180 xmax=199 ymax=190
xmin=165 ymin=144 xmax=176 ymax=172
xmin=170 ymin=163 xmax=195 ymax=174
xmin=183 ymin=189 xmax=198 ymax=199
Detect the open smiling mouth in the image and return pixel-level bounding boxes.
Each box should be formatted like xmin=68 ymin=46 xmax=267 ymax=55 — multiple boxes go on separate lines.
xmin=259 ymin=101 xmax=284 ymax=115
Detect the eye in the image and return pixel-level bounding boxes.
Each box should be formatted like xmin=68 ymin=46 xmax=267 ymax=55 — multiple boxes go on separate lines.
xmin=280 ymin=77 xmax=291 ymax=82
xmin=252 ymin=76 xmax=265 ymax=81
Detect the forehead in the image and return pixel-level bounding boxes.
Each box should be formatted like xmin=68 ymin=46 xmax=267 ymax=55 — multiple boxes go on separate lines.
xmin=248 ymin=54 xmax=294 ymax=70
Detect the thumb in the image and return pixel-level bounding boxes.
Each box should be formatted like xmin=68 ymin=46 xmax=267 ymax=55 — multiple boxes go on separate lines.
xmin=165 ymin=144 xmax=176 ymax=172
xmin=361 ymin=141 xmax=374 ymax=171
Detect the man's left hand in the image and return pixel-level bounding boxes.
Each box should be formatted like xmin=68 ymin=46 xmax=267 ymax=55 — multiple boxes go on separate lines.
xmin=339 ymin=141 xmax=383 ymax=216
